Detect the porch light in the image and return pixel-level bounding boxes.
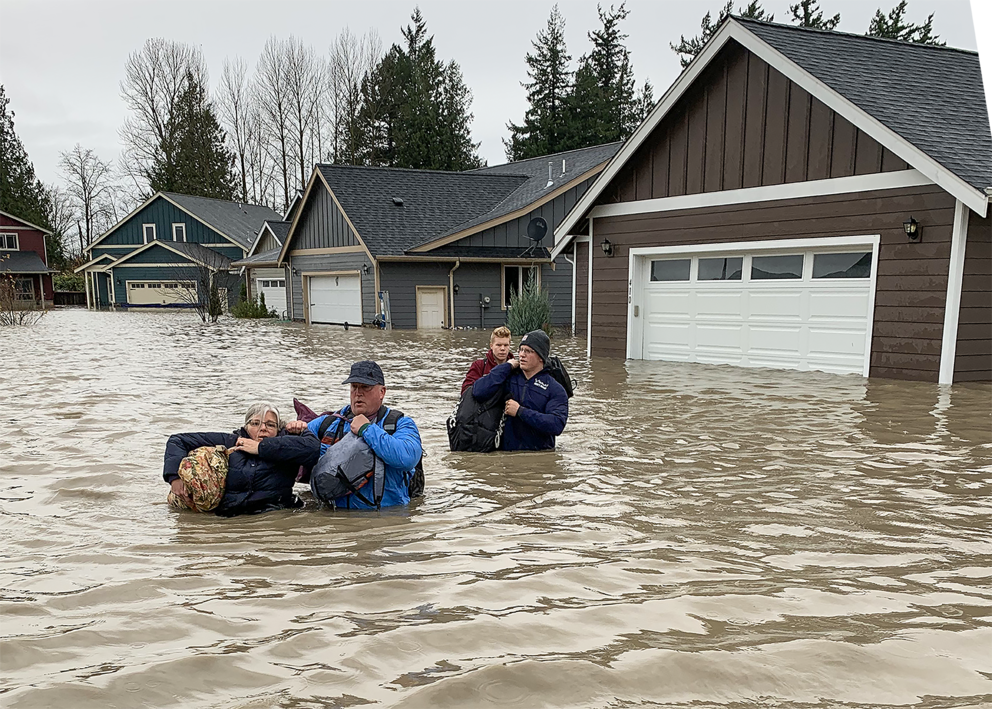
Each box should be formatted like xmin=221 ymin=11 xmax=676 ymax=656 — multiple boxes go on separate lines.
xmin=903 ymin=216 xmax=921 ymax=241
xmin=601 ymin=239 xmax=615 ymax=257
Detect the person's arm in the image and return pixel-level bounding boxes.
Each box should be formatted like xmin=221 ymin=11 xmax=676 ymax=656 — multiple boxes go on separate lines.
xmin=163 ymin=431 xmax=236 ymax=482
xmin=461 ymin=358 xmax=485 ymax=395
xmin=256 ymin=429 xmax=320 ymax=468
xmin=362 ymin=415 xmax=422 ymax=471
xmin=472 ymin=361 xmax=513 ymax=400
xmin=515 ymin=385 xmax=568 ymax=436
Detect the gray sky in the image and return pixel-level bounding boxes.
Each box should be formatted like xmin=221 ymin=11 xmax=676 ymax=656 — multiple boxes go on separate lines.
xmin=0 ymin=0 xmax=984 ymax=190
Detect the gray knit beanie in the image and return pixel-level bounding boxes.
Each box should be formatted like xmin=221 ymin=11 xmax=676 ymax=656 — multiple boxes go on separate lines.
xmin=519 ymin=329 xmax=551 ymax=363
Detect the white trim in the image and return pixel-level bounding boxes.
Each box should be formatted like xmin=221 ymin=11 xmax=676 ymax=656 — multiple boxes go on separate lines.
xmin=142 ymin=223 xmax=156 ymax=244
xmin=586 ymin=219 xmax=594 ymax=356
xmin=0 ymin=232 xmax=19 ymax=250
xmin=172 ymin=223 xmax=186 ymax=242
xmin=589 ymin=170 xmax=932 ymax=221
xmin=74 ymin=253 xmax=118 ymax=273
xmin=114 ymin=262 xmax=198 ymax=268
xmin=626 ymin=234 xmax=881 ymax=377
xmin=500 ymin=263 xmax=541 ymax=311
xmin=0 ymin=209 xmax=52 ymax=234
xmin=939 ymin=200 xmax=970 ymax=385
xmin=552 ymin=18 xmax=987 ymax=255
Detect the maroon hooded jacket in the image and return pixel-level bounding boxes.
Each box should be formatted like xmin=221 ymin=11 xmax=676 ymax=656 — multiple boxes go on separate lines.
xmin=460 ymin=348 xmax=514 ymax=395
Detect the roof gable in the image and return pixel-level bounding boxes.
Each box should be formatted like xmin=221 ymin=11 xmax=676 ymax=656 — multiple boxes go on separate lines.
xmin=108 ymin=240 xmax=232 ymax=270
xmin=0 ymin=209 xmax=52 ymax=234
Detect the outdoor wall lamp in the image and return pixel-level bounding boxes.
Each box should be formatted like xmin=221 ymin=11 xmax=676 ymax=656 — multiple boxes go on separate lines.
xmin=362 ymin=263 xmax=371 ymax=275
xmin=292 ymin=267 xmax=300 ymax=276
xmin=453 ymin=284 xmax=460 ymax=294
xmin=903 ymin=216 xmax=921 ymax=241
xmin=601 ymin=238 xmax=615 ymax=257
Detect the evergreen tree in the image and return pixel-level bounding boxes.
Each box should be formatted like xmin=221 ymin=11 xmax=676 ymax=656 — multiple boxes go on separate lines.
xmin=0 ymin=86 xmax=54 ymax=245
xmin=504 ymin=5 xmax=574 ymax=161
xmin=671 ymin=2 xmax=774 ymax=69
xmin=788 ymin=0 xmax=840 ymax=30
xmin=148 ymin=71 xmax=237 ymax=199
xmin=360 ymin=9 xmax=482 ymax=170
xmin=564 ymin=3 xmax=645 ymax=148
xmin=866 ymin=1 xmax=944 ymax=44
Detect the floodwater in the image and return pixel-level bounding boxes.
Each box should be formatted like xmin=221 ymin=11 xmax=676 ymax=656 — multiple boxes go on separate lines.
xmin=1 ymin=310 xmax=991 ymax=709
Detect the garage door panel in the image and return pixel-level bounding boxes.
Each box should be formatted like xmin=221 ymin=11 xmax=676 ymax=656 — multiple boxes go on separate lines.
xmin=809 ymin=291 xmax=871 ymax=319
xmin=748 ymin=290 xmax=805 ymax=319
xmin=694 ymin=290 xmax=746 ymax=318
xmin=645 ymin=290 xmax=691 ymax=317
xmin=747 ymin=324 xmax=804 ymax=354
xmin=808 ymin=327 xmax=868 ymax=356
xmin=695 ymin=323 xmax=745 ymax=349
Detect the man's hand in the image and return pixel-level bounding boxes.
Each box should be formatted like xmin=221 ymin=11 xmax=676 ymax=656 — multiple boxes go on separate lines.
xmin=351 ymin=414 xmax=370 ymax=435
xmin=170 ymin=478 xmax=193 ymax=508
xmin=234 ymin=436 xmax=259 ymax=455
xmin=507 ymin=358 xmax=520 ymax=369
xmin=505 ymin=399 xmax=520 ymax=417
xmin=285 ymin=420 xmax=307 ymax=434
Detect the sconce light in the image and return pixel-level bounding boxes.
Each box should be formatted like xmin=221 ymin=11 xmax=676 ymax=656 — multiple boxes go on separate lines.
xmin=903 ymin=216 xmax=921 ymax=241
xmin=362 ymin=263 xmax=371 ymax=275
xmin=292 ymin=267 xmax=300 ymax=276
xmin=453 ymin=284 xmax=460 ymax=294
xmin=116 ymin=278 xmax=122 ymax=285
xmin=601 ymin=238 xmax=615 ymax=257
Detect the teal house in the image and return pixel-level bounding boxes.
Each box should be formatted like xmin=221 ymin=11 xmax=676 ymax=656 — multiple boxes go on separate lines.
xmin=76 ymin=192 xmax=280 ymax=310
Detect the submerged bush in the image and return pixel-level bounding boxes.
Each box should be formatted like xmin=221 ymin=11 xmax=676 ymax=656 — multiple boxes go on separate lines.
xmin=232 ymin=289 xmax=274 ymax=319
xmin=506 ymin=272 xmax=551 ymax=336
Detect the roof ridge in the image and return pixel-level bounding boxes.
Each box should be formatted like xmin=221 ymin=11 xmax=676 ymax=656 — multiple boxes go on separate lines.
xmin=469 ymin=141 xmax=624 ymax=172
xmin=318 ymin=163 xmax=517 ymax=178
xmin=163 ymin=191 xmax=274 ymax=210
xmin=732 ymin=16 xmax=978 ymax=56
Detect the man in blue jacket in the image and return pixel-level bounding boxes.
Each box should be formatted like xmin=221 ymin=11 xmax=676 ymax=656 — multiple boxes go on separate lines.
xmin=287 ymin=360 xmax=422 ymax=508
xmin=472 ymin=330 xmax=568 ymax=451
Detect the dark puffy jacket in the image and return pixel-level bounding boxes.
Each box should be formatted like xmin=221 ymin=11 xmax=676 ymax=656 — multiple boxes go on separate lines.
xmin=472 ymin=362 xmax=568 ymax=451
xmin=163 ymin=429 xmax=320 ymax=516
xmin=461 ymin=349 xmax=514 ymax=395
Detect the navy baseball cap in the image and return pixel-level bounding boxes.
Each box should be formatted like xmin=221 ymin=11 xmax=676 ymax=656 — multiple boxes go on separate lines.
xmin=342 ymin=360 xmax=385 ymax=386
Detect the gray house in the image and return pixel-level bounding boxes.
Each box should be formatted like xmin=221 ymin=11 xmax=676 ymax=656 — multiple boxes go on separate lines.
xmin=259 ymin=144 xmax=620 ymax=330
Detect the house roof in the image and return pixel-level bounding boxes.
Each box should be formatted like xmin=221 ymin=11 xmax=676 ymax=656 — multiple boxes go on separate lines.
xmin=0 ymin=209 xmax=52 ymax=234
xmin=163 ymin=193 xmax=281 ymax=250
xmin=315 ymin=165 xmax=527 ymax=257
xmin=414 ymin=245 xmax=552 ymax=261
xmin=109 ymin=240 xmax=234 ymax=270
xmin=735 ymin=18 xmax=991 ymax=194
xmin=246 ymin=220 xmax=289 ymax=259
xmin=232 ymin=247 xmax=281 ymax=267
xmin=0 ymin=251 xmax=50 ymax=274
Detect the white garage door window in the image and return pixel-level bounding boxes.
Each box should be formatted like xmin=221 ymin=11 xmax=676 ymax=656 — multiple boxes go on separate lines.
xmin=309 ymin=274 xmax=362 ymax=326
xmin=127 ymin=280 xmax=196 ymax=305
xmin=630 ymin=236 xmax=879 ymax=376
xmin=256 ymin=278 xmax=287 ymax=317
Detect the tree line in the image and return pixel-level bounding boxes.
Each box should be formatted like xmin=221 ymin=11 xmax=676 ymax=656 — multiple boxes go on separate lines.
xmin=0 ymin=1 xmax=947 ymax=275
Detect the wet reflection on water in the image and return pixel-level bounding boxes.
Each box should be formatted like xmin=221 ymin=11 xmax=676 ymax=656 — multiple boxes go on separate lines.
xmin=1 ymin=310 xmax=990 ymax=708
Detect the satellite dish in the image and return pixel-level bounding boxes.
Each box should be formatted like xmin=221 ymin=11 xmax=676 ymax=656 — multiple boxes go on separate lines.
xmin=526 ymin=217 xmax=548 ymax=243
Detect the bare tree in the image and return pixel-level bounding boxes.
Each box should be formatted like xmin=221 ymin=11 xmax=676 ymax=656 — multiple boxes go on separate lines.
xmin=217 ymin=57 xmax=254 ymax=203
xmin=284 ymin=37 xmax=325 ymax=190
xmin=255 ymin=37 xmax=294 ymax=211
xmin=119 ymin=38 xmax=207 ymax=195
xmin=45 ymin=184 xmax=76 ymax=258
xmin=327 ymin=28 xmax=382 ymax=165
xmin=59 ymin=144 xmax=114 ymax=253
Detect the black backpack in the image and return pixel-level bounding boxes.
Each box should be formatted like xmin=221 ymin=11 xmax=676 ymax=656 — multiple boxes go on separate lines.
xmin=545 ymin=356 xmax=575 ymax=398
xmin=317 ymin=406 xmax=424 ymax=499
xmin=447 ymin=386 xmax=508 ymax=452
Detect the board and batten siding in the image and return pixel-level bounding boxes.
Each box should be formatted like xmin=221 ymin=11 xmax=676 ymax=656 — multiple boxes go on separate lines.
xmin=290 ymin=252 xmax=374 ymax=324
xmin=604 ymin=41 xmax=909 ymax=207
xmin=955 ymin=210 xmax=992 ymax=381
xmin=292 ymin=185 xmax=360 ymax=250
xmin=93 ymin=197 xmax=243 ymax=251
xmin=257 ymin=230 xmax=281 ymax=253
xmin=589 ymin=184 xmax=960 ymax=381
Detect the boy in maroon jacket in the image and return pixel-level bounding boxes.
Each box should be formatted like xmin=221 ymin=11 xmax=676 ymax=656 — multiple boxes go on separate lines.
xmin=460 ymin=326 xmax=513 ymax=395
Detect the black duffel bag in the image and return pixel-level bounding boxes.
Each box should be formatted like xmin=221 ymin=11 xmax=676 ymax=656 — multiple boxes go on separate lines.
xmin=447 ymin=386 xmax=507 ymax=452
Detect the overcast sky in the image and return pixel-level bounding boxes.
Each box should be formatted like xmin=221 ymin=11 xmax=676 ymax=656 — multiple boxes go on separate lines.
xmin=0 ymin=0 xmax=986 ymax=190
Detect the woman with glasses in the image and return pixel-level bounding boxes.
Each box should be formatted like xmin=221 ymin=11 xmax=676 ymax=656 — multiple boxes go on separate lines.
xmin=163 ymin=402 xmax=320 ymax=517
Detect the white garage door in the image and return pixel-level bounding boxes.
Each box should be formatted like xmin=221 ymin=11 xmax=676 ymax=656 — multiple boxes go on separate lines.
xmin=309 ymin=274 xmax=362 ymax=326
xmin=127 ymin=280 xmax=196 ymax=305
xmin=634 ymin=240 xmax=878 ymax=376
xmin=256 ymin=278 xmax=287 ymax=317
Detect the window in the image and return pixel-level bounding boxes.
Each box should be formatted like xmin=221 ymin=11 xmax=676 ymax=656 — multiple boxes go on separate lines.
xmin=0 ymin=233 xmax=18 ymax=250
xmin=751 ymin=254 xmax=804 ymax=280
xmin=14 ymin=277 xmax=34 ymax=300
xmin=650 ymin=259 xmax=690 ymax=282
xmin=813 ymin=252 xmax=872 ymax=279
xmin=143 ymin=224 xmax=156 ymax=243
xmin=698 ymin=257 xmax=743 ymax=281
xmin=503 ymin=265 xmax=539 ymax=309
xmin=172 ymin=223 xmax=186 ymax=242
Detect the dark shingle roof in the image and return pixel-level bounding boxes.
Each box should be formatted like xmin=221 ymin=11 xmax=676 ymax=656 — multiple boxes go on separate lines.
xmin=232 ymin=247 xmax=281 ymax=267
xmin=736 ymin=17 xmax=992 ymax=192
xmin=264 ymin=221 xmax=291 ymax=243
xmin=317 ymin=165 xmax=527 ymax=257
xmin=0 ymin=251 xmax=50 ymax=274
xmin=164 ymin=193 xmax=281 ymax=250
xmin=165 ymin=241 xmax=233 ymax=270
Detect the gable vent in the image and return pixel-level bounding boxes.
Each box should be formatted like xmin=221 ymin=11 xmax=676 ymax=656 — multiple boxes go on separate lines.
xmin=392 ymin=197 xmax=404 ymax=206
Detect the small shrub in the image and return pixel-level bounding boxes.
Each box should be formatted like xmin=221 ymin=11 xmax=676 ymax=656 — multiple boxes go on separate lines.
xmin=231 ymin=290 xmax=275 ymax=319
xmin=506 ymin=272 xmax=551 ymax=336
xmin=54 ymin=273 xmax=84 ymax=291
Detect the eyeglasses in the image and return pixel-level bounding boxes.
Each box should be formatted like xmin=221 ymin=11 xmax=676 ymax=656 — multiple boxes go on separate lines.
xmin=247 ymin=419 xmax=279 ymax=430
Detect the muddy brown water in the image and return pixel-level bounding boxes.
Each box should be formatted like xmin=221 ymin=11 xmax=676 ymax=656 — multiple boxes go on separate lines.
xmin=1 ymin=309 xmax=990 ymax=708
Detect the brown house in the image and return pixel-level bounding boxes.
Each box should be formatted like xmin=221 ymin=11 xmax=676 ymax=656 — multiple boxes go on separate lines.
xmin=553 ymin=18 xmax=991 ymax=384
xmin=0 ymin=210 xmax=53 ymax=309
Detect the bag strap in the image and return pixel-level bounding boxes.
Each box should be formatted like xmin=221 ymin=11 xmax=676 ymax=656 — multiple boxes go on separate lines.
xmin=317 ymin=412 xmax=348 ymax=444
